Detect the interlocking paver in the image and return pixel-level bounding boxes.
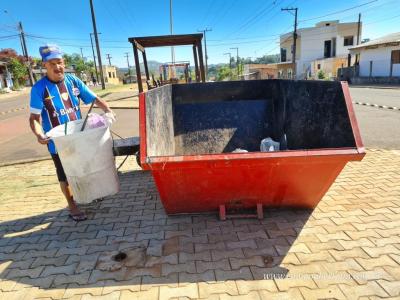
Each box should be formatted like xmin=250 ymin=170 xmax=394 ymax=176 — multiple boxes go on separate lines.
xmin=215 ymin=267 xmax=253 ymax=281
xmin=120 ymin=287 xmax=159 ymax=299
xmin=356 ymin=255 xmax=399 ymax=270
xmin=299 ymin=286 xmax=346 ymax=300
xmin=1 ymin=150 xmax=400 ymax=299
xmin=159 ymin=283 xmax=198 ymax=300
xmin=339 ymin=281 xmax=389 ymax=298
xmin=198 ymin=280 xmax=238 ymax=298
xmin=362 ymin=245 xmax=400 ymax=258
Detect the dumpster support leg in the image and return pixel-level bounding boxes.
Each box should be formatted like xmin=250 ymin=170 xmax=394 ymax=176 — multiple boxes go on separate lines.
xmin=219 ymin=203 xmax=264 ymax=220
xmin=256 ymin=203 xmax=264 ymax=219
xmin=219 ymin=205 xmax=226 ymax=221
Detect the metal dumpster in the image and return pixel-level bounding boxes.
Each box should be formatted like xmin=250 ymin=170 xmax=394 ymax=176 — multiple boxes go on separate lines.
xmin=139 ymin=80 xmax=365 ymax=215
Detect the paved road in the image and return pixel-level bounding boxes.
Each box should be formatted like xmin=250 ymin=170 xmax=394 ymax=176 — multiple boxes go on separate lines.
xmin=349 ymin=86 xmax=400 ymax=108
xmin=0 ymin=86 xmax=399 ymax=164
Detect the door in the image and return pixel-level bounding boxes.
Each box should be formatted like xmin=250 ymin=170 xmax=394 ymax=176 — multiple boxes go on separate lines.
xmin=324 ymin=40 xmax=332 ymax=58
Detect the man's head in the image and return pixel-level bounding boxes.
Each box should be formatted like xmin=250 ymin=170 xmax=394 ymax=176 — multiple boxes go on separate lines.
xmin=40 ymin=44 xmax=65 ymax=82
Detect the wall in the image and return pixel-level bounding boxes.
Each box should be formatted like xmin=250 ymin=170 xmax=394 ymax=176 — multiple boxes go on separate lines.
xmin=358 ymin=45 xmax=400 ymax=77
xmin=312 ymin=57 xmax=348 ymax=78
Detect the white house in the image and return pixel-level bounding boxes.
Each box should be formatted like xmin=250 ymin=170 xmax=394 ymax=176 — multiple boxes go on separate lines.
xmin=279 ymin=20 xmax=360 ymax=79
xmin=349 ymin=32 xmax=400 ymax=77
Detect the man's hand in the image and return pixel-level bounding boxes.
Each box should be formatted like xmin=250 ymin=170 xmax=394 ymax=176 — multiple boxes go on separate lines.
xmin=37 ymin=133 xmax=50 ymax=145
xmin=105 ymin=110 xmax=116 ymax=122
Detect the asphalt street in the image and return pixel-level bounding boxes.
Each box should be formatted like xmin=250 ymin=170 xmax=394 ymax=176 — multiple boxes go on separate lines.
xmin=0 ymin=85 xmax=399 ymax=164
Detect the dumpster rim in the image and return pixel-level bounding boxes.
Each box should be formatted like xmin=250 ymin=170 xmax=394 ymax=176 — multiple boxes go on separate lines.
xmin=144 ymin=147 xmax=365 ymax=166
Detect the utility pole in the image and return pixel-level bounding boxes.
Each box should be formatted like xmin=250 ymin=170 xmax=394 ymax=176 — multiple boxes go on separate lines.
xmin=198 ymin=28 xmax=212 ymax=80
xmin=356 ymin=13 xmax=361 ymax=66
xmin=89 ymin=0 xmax=105 ymax=89
xmin=80 ymin=48 xmax=84 ymax=60
xmin=106 ymin=54 xmax=112 ymax=66
xmin=281 ymin=7 xmax=298 ymax=79
xmin=89 ymin=33 xmax=99 ymax=82
xmin=230 ymin=47 xmax=239 ymax=78
xmin=223 ymin=53 xmax=232 ymax=69
xmin=357 ymin=13 xmax=361 ymax=45
xmin=18 ymin=22 xmax=34 ymax=86
xmin=170 ymin=0 xmax=175 ymax=64
xmin=125 ymin=52 xmax=131 ymax=77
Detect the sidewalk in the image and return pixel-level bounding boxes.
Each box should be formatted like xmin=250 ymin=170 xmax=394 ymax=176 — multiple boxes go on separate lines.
xmin=0 ymin=149 xmax=399 ymax=299
xmin=0 ymin=88 xmax=31 ymax=102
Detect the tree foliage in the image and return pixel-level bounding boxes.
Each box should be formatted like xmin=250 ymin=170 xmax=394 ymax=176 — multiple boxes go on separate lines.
xmin=62 ymin=53 xmax=94 ymax=77
xmin=9 ymin=58 xmax=27 ymax=87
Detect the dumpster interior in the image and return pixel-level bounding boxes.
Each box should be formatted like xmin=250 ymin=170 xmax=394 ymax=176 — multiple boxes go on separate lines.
xmin=145 ymin=80 xmax=356 ymax=157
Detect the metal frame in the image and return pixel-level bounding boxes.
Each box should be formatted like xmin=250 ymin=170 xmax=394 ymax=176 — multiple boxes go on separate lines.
xmin=128 ymin=34 xmax=206 ymax=93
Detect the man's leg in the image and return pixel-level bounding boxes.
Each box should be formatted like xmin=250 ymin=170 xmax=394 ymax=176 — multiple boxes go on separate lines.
xmin=51 ymin=154 xmax=85 ymax=218
xmin=59 ymin=181 xmax=82 ymax=215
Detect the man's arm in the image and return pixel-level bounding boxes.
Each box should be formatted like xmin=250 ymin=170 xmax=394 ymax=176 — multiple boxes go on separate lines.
xmin=94 ymin=97 xmax=112 ymax=113
xmin=29 ymin=114 xmax=49 ymax=144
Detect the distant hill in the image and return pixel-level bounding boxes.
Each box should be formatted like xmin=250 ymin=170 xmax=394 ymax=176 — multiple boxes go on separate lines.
xmin=118 ymin=60 xmax=163 ymax=74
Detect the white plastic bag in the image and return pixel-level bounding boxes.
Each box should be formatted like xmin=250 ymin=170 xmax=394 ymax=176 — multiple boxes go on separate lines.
xmin=260 ymin=137 xmax=280 ymax=152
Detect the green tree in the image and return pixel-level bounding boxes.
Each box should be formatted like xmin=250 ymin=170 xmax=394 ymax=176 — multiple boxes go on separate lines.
xmin=317 ymin=70 xmax=325 ymax=79
xmin=216 ymin=65 xmax=233 ymax=81
xmin=63 ymin=53 xmax=94 ymax=77
xmin=9 ymin=58 xmax=27 ymax=88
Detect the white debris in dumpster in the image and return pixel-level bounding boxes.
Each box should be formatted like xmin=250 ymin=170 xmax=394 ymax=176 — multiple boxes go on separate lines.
xmin=232 ymin=148 xmax=248 ymax=153
xmin=260 ymin=137 xmax=280 ymax=152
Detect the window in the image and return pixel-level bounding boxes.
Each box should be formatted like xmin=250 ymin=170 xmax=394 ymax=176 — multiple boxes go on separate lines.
xmin=344 ymin=36 xmax=354 ymax=46
xmin=281 ymin=48 xmax=287 ymax=62
xmin=112 ymin=72 xmax=116 ymax=78
xmin=317 ymin=64 xmax=321 ymax=70
xmin=108 ymin=72 xmax=112 ymax=78
xmin=392 ymin=50 xmax=400 ymax=64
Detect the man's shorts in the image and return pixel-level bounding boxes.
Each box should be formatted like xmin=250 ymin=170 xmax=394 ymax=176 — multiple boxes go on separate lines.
xmin=51 ymin=154 xmax=67 ymax=182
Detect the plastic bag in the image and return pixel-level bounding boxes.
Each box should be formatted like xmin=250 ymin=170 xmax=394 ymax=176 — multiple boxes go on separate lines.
xmin=87 ymin=113 xmax=106 ymax=129
xmin=260 ymin=137 xmax=280 ymax=152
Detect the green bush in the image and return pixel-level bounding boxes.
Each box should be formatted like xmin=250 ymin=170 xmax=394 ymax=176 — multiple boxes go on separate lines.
xmin=317 ymin=70 xmax=325 ymax=79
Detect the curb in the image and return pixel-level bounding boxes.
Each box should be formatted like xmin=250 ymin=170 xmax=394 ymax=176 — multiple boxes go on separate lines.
xmin=0 ymin=106 xmax=28 ymax=115
xmin=104 ymin=94 xmax=139 ymax=102
xmin=352 ymin=101 xmax=400 ymax=111
xmin=0 ymin=156 xmax=51 ymax=168
xmin=109 ymin=106 xmax=138 ymax=110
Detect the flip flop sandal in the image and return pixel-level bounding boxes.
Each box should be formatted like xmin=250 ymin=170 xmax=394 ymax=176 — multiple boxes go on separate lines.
xmin=69 ymin=212 xmax=87 ymax=222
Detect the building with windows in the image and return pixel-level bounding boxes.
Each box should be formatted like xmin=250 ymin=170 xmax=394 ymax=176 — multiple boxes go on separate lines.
xmin=278 ymin=20 xmax=360 ymax=79
xmin=349 ymin=32 xmax=400 ymax=78
xmin=242 ymin=64 xmax=278 ymax=80
xmin=101 ymin=65 xmax=120 ymax=85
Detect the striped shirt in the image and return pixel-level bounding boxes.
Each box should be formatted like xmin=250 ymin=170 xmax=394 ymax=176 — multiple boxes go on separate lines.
xmin=30 ymin=74 xmax=97 ymax=154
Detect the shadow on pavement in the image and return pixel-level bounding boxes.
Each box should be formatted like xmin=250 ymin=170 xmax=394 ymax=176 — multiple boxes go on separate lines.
xmin=0 ymin=169 xmax=313 ymax=292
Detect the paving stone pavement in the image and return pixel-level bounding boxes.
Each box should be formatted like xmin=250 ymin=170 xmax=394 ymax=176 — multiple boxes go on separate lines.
xmin=0 ymin=149 xmax=399 ymax=299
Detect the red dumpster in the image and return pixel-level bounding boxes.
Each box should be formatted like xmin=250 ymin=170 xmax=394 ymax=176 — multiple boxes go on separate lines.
xmin=139 ymin=80 xmax=365 ymax=215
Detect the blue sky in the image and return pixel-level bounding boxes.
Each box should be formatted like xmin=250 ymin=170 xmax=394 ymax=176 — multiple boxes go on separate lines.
xmin=1 ymin=0 xmax=399 ymax=68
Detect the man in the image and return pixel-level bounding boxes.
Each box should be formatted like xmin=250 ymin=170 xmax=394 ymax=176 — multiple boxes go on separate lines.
xmin=29 ymin=44 xmax=114 ymax=221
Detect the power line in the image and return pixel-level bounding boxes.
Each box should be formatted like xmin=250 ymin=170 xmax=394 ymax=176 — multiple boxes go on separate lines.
xmin=224 ymin=0 xmax=278 ymax=39
xmin=298 ymin=0 xmax=378 ymax=23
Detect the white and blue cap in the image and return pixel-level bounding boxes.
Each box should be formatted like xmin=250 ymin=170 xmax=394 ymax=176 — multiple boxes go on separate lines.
xmin=39 ymin=44 xmax=63 ymax=62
